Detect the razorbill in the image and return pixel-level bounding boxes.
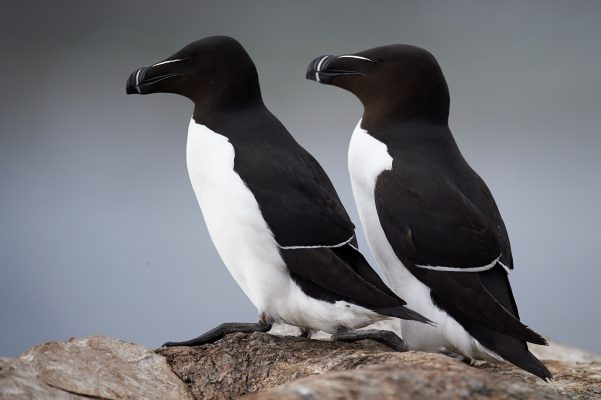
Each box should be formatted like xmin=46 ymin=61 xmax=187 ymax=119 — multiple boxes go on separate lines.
xmin=125 ymin=36 xmax=430 ymax=348
xmin=307 ymin=45 xmax=551 ymax=380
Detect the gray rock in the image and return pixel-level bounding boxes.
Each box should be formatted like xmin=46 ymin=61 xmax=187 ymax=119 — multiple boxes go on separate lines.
xmin=0 ymin=336 xmax=193 ymax=400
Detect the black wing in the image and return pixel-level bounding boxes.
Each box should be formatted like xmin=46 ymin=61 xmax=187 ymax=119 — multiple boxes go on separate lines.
xmin=374 ymin=170 xmax=545 ymax=344
xmin=281 ymin=242 xmax=431 ymax=324
xmin=228 ymin=115 xmax=355 ymax=247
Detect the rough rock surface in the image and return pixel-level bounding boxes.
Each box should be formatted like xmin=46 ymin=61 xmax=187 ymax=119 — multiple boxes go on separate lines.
xmin=1 ymin=332 xmax=599 ymax=400
xmin=0 ymin=336 xmax=193 ymax=400
xmin=158 ymin=332 xmax=601 ymax=400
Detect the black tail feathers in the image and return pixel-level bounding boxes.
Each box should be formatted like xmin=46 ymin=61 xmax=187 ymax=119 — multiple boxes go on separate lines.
xmin=475 ymin=328 xmax=552 ymax=381
xmin=508 ymin=348 xmax=553 ymax=381
xmin=520 ymin=322 xmax=548 ymax=346
xmin=374 ymin=305 xmax=435 ymax=326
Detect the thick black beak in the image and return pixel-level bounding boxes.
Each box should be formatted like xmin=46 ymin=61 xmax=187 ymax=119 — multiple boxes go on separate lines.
xmin=125 ymin=66 xmax=183 ymax=95
xmin=306 ymin=55 xmax=365 ymax=84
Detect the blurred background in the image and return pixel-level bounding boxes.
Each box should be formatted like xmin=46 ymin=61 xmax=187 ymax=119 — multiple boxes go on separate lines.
xmin=1 ymin=1 xmax=600 ymax=357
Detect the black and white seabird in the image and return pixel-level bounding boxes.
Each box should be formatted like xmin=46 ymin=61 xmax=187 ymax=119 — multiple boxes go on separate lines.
xmin=125 ymin=36 xmax=430 ymax=348
xmin=307 ymin=45 xmax=552 ymax=380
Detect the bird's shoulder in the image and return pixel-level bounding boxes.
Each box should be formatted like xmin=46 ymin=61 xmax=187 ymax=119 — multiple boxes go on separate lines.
xmin=216 ymin=108 xmax=356 ymax=247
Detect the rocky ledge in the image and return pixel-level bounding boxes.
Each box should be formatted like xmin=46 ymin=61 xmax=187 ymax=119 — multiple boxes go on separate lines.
xmin=1 ymin=332 xmax=599 ymax=399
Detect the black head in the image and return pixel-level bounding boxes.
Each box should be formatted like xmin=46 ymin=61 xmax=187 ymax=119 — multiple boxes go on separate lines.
xmin=126 ymin=36 xmax=263 ymax=118
xmin=307 ymin=45 xmax=450 ymax=127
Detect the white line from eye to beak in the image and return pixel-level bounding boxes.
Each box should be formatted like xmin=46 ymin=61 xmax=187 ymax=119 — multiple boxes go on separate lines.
xmin=338 ymin=55 xmax=374 ymax=62
xmin=151 ymin=58 xmax=183 ymax=67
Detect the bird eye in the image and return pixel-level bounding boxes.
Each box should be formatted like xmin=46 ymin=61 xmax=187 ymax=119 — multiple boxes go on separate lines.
xmin=184 ymin=57 xmax=193 ymax=64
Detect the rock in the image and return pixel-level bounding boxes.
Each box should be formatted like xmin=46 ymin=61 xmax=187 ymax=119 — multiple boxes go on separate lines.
xmin=245 ymin=361 xmax=565 ymax=400
xmin=157 ymin=331 xmax=406 ymax=399
xmin=0 ymin=336 xmax=193 ymax=400
xmin=158 ymin=332 xmax=601 ymax=400
xmin=1 ymin=332 xmax=600 ymax=400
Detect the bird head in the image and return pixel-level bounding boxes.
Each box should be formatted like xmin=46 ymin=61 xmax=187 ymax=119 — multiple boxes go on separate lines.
xmin=307 ymin=44 xmax=450 ymax=126
xmin=126 ymin=36 xmax=262 ymax=116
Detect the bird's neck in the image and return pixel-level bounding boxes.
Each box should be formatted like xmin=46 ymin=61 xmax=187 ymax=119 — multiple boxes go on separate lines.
xmin=361 ymin=102 xmax=449 ymax=133
xmin=361 ymin=117 xmax=456 ymax=150
xmin=192 ymin=95 xmax=266 ymax=127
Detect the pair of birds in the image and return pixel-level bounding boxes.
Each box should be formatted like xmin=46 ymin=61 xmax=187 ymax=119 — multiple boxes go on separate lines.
xmin=126 ymin=36 xmax=551 ymax=380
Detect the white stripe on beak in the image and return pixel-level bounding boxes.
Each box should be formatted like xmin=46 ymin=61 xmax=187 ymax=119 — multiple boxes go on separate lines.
xmin=315 ymin=55 xmax=330 ymax=83
xmin=135 ymin=69 xmax=142 ymax=94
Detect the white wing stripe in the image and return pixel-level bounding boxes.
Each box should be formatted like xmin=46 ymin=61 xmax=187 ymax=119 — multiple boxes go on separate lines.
xmin=415 ymin=254 xmax=502 ymax=273
xmin=278 ymin=235 xmax=355 ymax=250
xmin=498 ymin=260 xmax=511 ymax=274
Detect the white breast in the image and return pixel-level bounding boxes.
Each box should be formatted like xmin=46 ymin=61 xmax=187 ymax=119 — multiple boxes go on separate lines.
xmin=348 ymin=120 xmax=402 ymax=291
xmin=348 ymin=120 xmax=497 ymax=359
xmin=186 ymin=120 xmax=290 ymax=313
xmin=186 ymin=119 xmax=384 ymax=333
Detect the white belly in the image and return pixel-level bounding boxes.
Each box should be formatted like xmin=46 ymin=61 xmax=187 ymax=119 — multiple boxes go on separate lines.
xmin=186 ymin=119 xmax=289 ymax=314
xmin=348 ymin=120 xmax=497 ymax=359
xmin=186 ymin=119 xmax=383 ymax=333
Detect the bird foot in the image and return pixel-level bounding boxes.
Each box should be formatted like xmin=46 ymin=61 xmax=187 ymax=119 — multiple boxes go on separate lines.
xmin=160 ymin=321 xmax=272 ymax=348
xmin=332 ymin=329 xmax=408 ymax=352
xmin=438 ymin=348 xmax=475 ymax=365
xmin=299 ymin=327 xmax=312 ymax=339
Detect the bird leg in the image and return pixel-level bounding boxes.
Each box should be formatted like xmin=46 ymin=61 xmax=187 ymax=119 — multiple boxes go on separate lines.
xmin=161 ymin=313 xmax=273 ymax=348
xmin=332 ymin=329 xmax=408 ymax=352
xmin=299 ymin=327 xmax=312 ymax=339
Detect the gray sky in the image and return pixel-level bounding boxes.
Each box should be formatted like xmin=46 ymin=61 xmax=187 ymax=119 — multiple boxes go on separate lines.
xmin=1 ymin=1 xmax=600 ymax=356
